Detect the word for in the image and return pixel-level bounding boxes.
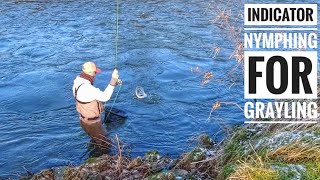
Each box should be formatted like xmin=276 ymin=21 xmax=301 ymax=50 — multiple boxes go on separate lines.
xmin=248 ymin=56 xmax=312 ymax=95
xmin=244 ymin=51 xmax=317 ymax=99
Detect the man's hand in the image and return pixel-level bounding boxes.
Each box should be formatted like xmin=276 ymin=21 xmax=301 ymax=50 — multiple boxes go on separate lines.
xmin=112 ymin=69 xmax=119 ymax=79
xmin=110 ymin=69 xmax=119 ymax=86
xmin=117 ymin=79 xmax=122 ymax=85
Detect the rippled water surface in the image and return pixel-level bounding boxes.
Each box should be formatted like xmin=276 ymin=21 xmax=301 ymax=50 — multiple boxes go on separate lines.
xmin=1 ymin=0 xmax=317 ymax=178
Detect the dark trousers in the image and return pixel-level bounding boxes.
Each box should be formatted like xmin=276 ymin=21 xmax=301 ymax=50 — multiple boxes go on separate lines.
xmin=79 ymin=117 xmax=111 ymax=149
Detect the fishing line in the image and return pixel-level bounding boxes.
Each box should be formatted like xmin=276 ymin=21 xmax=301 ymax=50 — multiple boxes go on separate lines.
xmin=105 ymin=0 xmax=122 ymax=120
xmin=106 ymin=84 xmax=122 ymax=120
xmin=114 ymin=0 xmax=119 ymax=68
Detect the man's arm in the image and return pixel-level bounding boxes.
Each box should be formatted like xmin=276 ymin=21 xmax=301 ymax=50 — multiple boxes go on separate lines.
xmin=91 ymin=84 xmax=115 ymax=102
xmin=78 ymin=69 xmax=119 ymax=102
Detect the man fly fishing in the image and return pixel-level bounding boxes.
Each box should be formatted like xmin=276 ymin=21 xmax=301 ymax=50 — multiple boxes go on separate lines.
xmin=72 ymin=61 xmax=120 ymax=148
xmin=72 ymin=0 xmax=123 ymax=149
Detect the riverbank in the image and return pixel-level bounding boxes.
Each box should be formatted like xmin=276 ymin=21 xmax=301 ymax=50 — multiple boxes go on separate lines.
xmin=26 ymin=114 xmax=320 ymax=179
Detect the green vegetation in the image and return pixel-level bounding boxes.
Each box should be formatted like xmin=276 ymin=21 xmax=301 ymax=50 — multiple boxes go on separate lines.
xmin=302 ymin=162 xmax=320 ymax=180
xmin=85 ymin=157 xmax=97 ymax=164
xmin=313 ymin=127 xmax=320 ymax=136
xmin=222 ymin=127 xmax=248 ymax=164
xmin=145 ymin=150 xmax=160 ymax=162
xmin=187 ymin=148 xmax=206 ymax=162
xmin=199 ymin=134 xmax=215 ymax=148
xmin=145 ymin=150 xmax=160 ymax=156
xmin=220 ymin=163 xmax=235 ymax=179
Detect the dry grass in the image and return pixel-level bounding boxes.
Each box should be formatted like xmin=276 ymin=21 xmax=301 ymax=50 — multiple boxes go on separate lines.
xmin=201 ymin=72 xmax=214 ymax=86
xmin=210 ymin=0 xmax=244 ymax=65
xmin=267 ymin=139 xmax=320 ymax=163
xmin=62 ymin=135 xmax=153 ymax=180
xmin=227 ymin=153 xmax=278 ymax=180
xmin=190 ymin=66 xmax=215 ymax=85
xmin=210 ymin=47 xmax=221 ymax=59
xmin=208 ymin=101 xmax=243 ymax=120
xmin=171 ymin=146 xmax=221 ymax=179
xmin=228 ymin=162 xmax=277 ymax=180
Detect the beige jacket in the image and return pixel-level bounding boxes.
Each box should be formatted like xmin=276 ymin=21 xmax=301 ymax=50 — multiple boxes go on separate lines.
xmin=73 ymin=76 xmax=115 ymax=118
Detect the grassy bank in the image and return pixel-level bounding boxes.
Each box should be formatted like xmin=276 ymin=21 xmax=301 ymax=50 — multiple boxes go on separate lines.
xmin=26 ymin=117 xmax=320 ymax=180
xmin=27 ymin=89 xmax=320 ymax=180
xmin=217 ymin=123 xmax=320 ymax=180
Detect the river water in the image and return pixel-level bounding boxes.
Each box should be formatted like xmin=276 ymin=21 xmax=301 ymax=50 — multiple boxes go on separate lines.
xmin=0 ymin=0 xmax=317 ymax=178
